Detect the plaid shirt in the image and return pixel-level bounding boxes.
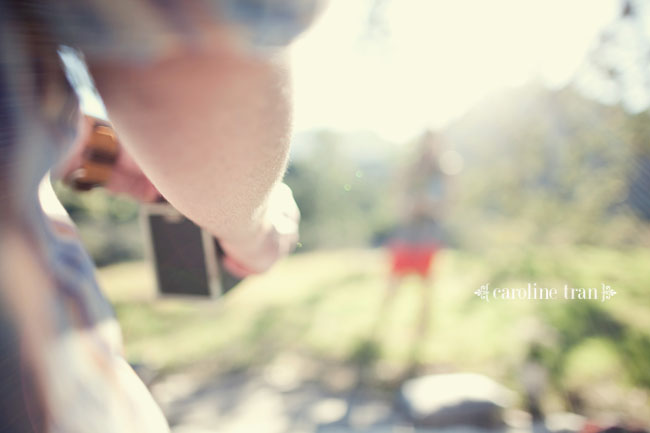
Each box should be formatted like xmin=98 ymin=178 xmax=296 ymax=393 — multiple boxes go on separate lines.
xmin=0 ymin=2 xmax=318 ymax=432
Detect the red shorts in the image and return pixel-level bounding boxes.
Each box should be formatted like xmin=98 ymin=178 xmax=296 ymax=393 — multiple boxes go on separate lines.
xmin=389 ymin=243 xmax=439 ymax=277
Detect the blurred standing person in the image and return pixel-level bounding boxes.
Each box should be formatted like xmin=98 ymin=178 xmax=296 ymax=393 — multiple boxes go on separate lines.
xmin=376 ymin=131 xmax=449 ymax=347
xmin=0 ymin=1 xmax=321 ymax=432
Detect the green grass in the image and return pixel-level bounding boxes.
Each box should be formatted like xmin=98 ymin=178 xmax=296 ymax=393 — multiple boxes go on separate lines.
xmin=97 ymin=246 xmax=650 ymax=419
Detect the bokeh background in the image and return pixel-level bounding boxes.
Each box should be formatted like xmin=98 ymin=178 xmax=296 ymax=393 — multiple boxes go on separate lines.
xmin=56 ymin=0 xmax=650 ymax=429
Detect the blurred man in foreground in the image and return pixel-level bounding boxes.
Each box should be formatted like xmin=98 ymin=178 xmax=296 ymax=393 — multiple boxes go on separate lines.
xmin=0 ymin=1 xmax=320 ymax=431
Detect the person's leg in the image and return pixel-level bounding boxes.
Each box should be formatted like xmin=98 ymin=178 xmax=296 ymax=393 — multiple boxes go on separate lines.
xmin=417 ymin=273 xmax=432 ymax=335
xmin=373 ymin=273 xmax=402 ymax=338
xmin=407 ymin=246 xmax=434 ymax=335
xmin=409 ymin=248 xmax=436 ymax=372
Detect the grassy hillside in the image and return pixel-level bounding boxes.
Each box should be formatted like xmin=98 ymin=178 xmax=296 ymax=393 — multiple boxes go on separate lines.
xmin=98 ymin=247 xmax=650 ymax=419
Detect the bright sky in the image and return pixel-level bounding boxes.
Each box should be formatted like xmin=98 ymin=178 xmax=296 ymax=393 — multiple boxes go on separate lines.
xmin=290 ymin=0 xmax=623 ymax=142
xmin=67 ymin=0 xmax=635 ymax=143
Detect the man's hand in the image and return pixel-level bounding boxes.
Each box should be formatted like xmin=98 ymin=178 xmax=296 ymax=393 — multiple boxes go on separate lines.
xmin=55 ymin=115 xmax=159 ymax=202
xmin=220 ymin=182 xmax=300 ymax=277
xmin=105 ymin=147 xmax=160 ymax=203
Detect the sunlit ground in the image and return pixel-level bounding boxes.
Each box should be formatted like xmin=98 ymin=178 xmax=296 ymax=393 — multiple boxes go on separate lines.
xmin=98 ymin=246 xmax=650 ymax=422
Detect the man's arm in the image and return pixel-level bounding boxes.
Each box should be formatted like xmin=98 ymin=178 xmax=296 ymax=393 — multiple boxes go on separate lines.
xmin=88 ymin=42 xmax=297 ymax=274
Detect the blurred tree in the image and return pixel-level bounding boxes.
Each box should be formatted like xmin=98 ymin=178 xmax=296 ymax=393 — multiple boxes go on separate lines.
xmin=445 ymin=82 xmax=647 ymax=248
xmin=579 ymin=0 xmax=650 ymax=220
xmin=285 ymin=130 xmax=398 ymax=250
